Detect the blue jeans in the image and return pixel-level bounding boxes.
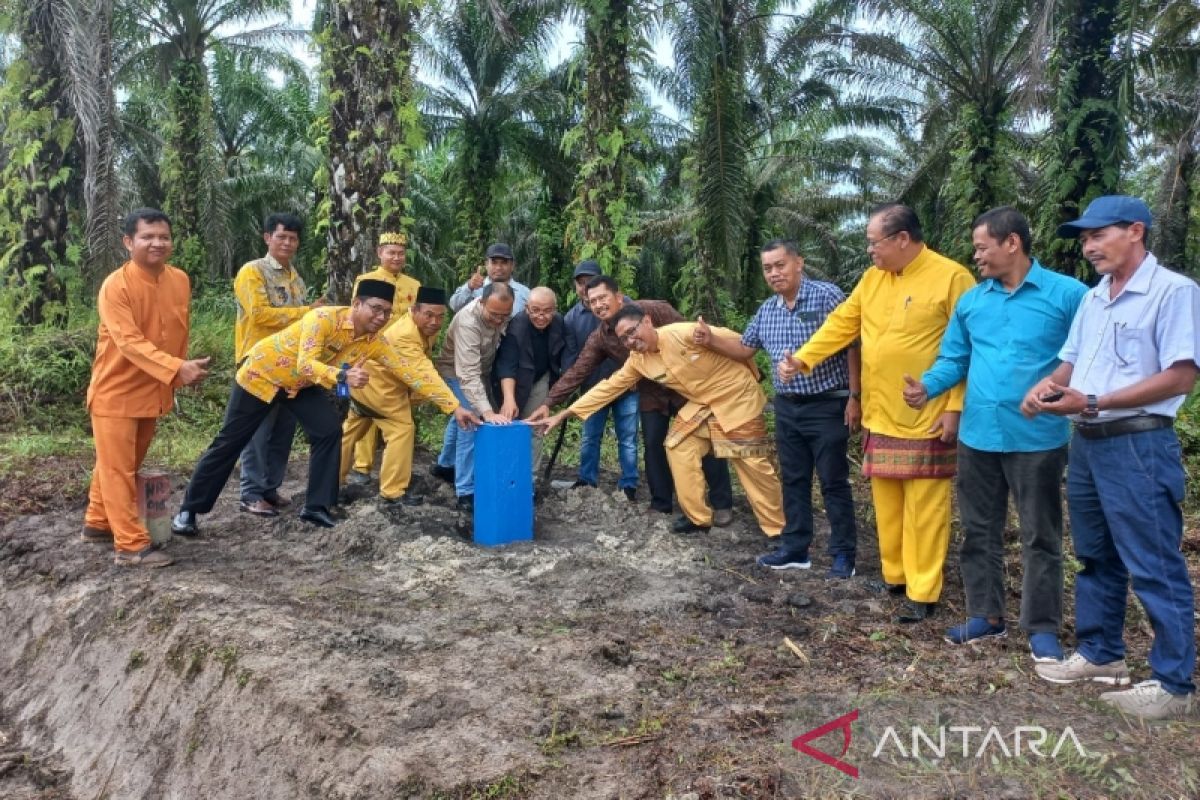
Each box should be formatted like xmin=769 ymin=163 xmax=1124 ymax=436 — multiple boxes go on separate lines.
xmin=577 ymin=392 xmax=640 ymax=489
xmin=238 ymin=403 xmax=296 ymax=502
xmin=1067 ymin=427 xmax=1194 ymax=695
xmin=437 ymin=379 xmax=479 ymax=498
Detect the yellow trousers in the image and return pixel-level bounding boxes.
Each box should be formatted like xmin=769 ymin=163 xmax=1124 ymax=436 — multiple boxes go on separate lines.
xmin=85 ymin=415 xmax=157 ymax=553
xmin=340 ymin=409 xmax=416 ymax=499
xmin=869 ymin=476 xmax=952 ymax=602
xmin=667 ymin=424 xmax=784 ymax=536
xmin=351 ymin=423 xmax=381 ymax=474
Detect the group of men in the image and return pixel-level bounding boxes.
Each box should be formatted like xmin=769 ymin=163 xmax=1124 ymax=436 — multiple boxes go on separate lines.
xmin=83 ymin=193 xmax=1197 ymax=721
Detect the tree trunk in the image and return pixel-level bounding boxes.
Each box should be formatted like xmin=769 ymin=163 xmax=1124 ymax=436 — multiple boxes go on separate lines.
xmin=323 ymin=0 xmax=420 ymax=303
xmin=0 ymin=2 xmax=80 ymax=325
xmin=1154 ymin=142 xmax=1195 ymax=272
xmin=162 ymin=55 xmax=215 ymax=282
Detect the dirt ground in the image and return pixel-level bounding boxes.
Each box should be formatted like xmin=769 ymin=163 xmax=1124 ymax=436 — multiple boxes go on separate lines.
xmin=2 ymin=449 xmax=1199 ymax=800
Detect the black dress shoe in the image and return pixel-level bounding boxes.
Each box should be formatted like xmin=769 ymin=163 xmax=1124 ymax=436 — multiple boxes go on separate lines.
xmin=299 ymin=507 xmax=337 ymax=528
xmin=885 ymin=582 xmax=907 ymax=595
xmin=171 ymin=510 xmax=198 ymax=537
xmin=456 ymin=494 xmax=474 ymax=512
xmin=623 ymin=488 xmax=637 ymax=502
xmin=672 ymin=515 xmax=711 ymax=534
xmin=382 ymin=491 xmax=424 ymax=507
xmin=430 ymin=464 xmax=455 ymax=484
xmin=896 ymin=600 xmax=936 ymax=624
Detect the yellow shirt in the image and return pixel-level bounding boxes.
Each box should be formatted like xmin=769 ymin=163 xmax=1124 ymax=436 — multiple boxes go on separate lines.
xmin=87 ymin=261 xmax=190 ymax=418
xmin=352 ymin=314 xmax=459 ymax=416
xmin=237 ymin=307 xmax=413 ymax=403
xmin=353 ymin=267 xmax=420 ymax=329
xmin=570 ymin=323 xmax=766 ymax=432
xmin=233 ymin=255 xmax=310 ymax=362
xmin=795 ymin=245 xmax=976 ymax=438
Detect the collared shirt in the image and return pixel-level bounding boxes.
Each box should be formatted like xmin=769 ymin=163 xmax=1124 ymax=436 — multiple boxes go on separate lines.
xmin=796 ymin=245 xmax=976 ymax=438
xmin=434 ymin=298 xmax=509 ymax=414
xmin=1059 ymin=252 xmax=1200 ymax=419
xmin=233 ymin=254 xmax=309 ymax=362
xmin=563 ymin=300 xmax=618 ymax=389
xmin=352 ymin=314 xmax=459 ymax=417
xmin=922 ymin=260 xmax=1087 ymax=452
xmin=448 ymin=278 xmax=530 ymax=316
xmin=741 ymin=279 xmax=850 ymax=395
xmin=545 ymin=298 xmax=684 ymax=414
xmin=236 ymin=307 xmax=410 ymax=403
xmin=87 ymin=261 xmax=190 ymax=418
xmin=353 ymin=267 xmax=421 ymax=330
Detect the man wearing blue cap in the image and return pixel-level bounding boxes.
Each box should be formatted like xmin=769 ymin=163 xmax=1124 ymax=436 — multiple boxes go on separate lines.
xmin=1021 ymin=195 xmax=1199 ymax=720
xmin=447 ymin=242 xmax=531 ymax=316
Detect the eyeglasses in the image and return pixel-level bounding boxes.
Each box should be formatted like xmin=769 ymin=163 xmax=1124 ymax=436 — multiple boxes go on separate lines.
xmin=363 ymin=302 xmax=391 ymax=317
xmin=480 ymin=306 xmax=509 ymax=323
xmin=866 ymin=232 xmax=901 ymax=249
xmin=616 ymin=319 xmax=644 ymax=345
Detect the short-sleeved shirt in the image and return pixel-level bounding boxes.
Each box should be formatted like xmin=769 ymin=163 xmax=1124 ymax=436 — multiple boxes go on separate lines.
xmin=741 ymin=279 xmax=850 ymax=395
xmin=922 ymin=261 xmax=1088 ymax=452
xmin=1059 ymin=253 xmax=1200 ymax=419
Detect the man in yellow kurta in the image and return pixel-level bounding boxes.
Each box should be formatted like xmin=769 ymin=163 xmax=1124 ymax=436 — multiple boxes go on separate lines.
xmin=232 ymin=212 xmax=322 ymax=517
xmin=347 ymin=231 xmax=423 ymax=483
xmin=339 ymin=287 xmax=461 ymax=506
xmin=784 ymin=204 xmax=975 ymax=622
xmin=84 ymin=208 xmax=211 ymax=567
xmin=542 ymin=307 xmax=785 ymax=537
xmin=171 ymin=280 xmax=479 ymax=534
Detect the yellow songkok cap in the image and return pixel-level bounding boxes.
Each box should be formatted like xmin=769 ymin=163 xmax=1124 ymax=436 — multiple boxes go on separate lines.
xmin=379 ymin=231 xmax=406 ymax=246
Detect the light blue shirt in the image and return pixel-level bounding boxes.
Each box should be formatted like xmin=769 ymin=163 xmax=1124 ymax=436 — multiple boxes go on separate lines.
xmin=923 ymin=260 xmax=1087 ymax=452
xmin=1060 ymin=252 xmax=1200 ymax=419
xmin=448 ymin=278 xmax=530 ymax=317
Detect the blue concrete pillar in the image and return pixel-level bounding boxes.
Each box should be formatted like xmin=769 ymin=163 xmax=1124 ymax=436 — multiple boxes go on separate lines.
xmin=473 ymin=422 xmax=533 ymax=546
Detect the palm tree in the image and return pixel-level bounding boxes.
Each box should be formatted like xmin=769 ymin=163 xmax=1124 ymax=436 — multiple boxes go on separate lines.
xmin=321 ymin=0 xmax=422 ymax=301
xmin=115 ymin=0 xmax=297 ymax=280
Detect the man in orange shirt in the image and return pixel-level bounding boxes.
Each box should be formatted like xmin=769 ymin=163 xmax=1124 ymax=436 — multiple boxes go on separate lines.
xmin=83 ymin=208 xmax=211 ymax=567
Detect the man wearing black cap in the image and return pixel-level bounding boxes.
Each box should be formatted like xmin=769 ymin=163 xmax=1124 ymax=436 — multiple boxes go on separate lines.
xmin=1023 ymin=195 xmax=1200 ymax=720
xmin=171 ymin=279 xmax=462 ymax=532
xmin=448 ymin=242 xmax=531 ymax=316
xmin=561 ymin=260 xmax=639 ymax=495
xmin=339 ymin=287 xmax=481 ymax=506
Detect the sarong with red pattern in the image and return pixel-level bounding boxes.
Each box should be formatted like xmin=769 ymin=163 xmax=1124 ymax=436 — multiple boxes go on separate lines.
xmin=862 ymin=432 xmax=957 ymax=479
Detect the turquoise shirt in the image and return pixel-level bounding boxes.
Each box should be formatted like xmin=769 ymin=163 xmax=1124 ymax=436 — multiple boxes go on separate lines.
xmin=922 ymin=261 xmax=1088 ymax=452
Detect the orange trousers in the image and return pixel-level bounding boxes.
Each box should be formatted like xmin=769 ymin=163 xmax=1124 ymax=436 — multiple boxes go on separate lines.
xmin=85 ymin=415 xmax=157 ymax=553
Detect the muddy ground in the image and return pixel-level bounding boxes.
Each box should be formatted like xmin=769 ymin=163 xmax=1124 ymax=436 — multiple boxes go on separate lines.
xmin=2 ymin=449 xmax=1199 ymax=800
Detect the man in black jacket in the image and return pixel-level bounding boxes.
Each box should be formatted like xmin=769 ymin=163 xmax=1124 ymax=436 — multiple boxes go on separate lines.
xmin=495 ymin=286 xmax=566 ymax=473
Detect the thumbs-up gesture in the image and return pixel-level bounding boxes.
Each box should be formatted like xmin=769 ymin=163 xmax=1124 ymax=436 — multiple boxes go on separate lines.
xmin=902 ymin=373 xmax=928 ymax=409
xmin=345 ymin=359 xmax=370 ymax=388
xmin=777 ymin=353 xmax=803 ymax=382
xmin=467 ymin=263 xmax=486 ymax=291
xmin=693 ymin=315 xmax=712 ymax=347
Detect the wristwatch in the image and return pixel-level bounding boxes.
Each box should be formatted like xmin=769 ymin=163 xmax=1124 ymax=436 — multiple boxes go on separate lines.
xmin=849 ymin=391 xmax=862 ymax=400
xmin=337 ymin=366 xmax=349 ymax=384
xmin=1081 ymin=394 xmax=1099 ymax=418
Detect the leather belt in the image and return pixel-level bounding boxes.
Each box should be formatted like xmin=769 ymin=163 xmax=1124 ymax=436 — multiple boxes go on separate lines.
xmin=1074 ymin=415 xmax=1172 ymax=440
xmin=776 ymin=389 xmax=850 ymax=404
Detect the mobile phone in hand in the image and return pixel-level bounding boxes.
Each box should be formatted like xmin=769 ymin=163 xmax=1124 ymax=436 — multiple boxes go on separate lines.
xmin=1040 ymin=390 xmax=1064 ymax=403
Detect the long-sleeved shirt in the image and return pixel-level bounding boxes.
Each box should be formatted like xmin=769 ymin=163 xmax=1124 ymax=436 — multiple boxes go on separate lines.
xmin=434 ymin=298 xmax=509 ymax=414
xmin=545 ymin=298 xmax=684 ymax=414
xmin=237 ymin=307 xmax=418 ymax=403
xmin=353 ymin=267 xmax=421 ymax=330
xmin=352 ymin=314 xmax=459 ymax=417
xmin=570 ymin=323 xmax=765 ymax=431
xmin=921 ymin=260 xmax=1087 ymax=452
xmin=233 ymin=255 xmax=310 ymax=362
xmin=796 ymin=245 xmax=975 ymax=439
xmin=87 ymin=261 xmax=190 ymax=418
xmin=448 ymin=278 xmax=530 ymax=316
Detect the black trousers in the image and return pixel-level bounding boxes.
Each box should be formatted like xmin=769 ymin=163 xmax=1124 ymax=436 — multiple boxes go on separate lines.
xmin=956 ymin=443 xmax=1068 ymax=632
xmin=639 ymin=410 xmax=733 ymax=514
xmin=774 ymin=396 xmax=857 ymax=557
xmin=181 ymin=385 xmax=344 ymax=514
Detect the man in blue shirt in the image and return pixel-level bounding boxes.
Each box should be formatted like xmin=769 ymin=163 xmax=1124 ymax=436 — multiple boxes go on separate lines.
xmin=903 ymin=207 xmax=1087 ymax=660
xmin=1022 ymin=195 xmax=1199 ymax=721
xmin=695 ymin=239 xmax=861 ymax=576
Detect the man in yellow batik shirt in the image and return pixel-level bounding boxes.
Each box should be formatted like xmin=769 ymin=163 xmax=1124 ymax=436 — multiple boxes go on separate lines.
xmin=541 ymin=308 xmax=786 ymax=538
xmin=171 ymin=280 xmax=478 ymax=533
xmin=232 ymin=212 xmax=322 ymax=518
xmin=339 ymin=287 xmax=461 ymax=507
xmin=346 ymin=231 xmax=423 ymax=484
xmin=784 ymin=204 xmax=975 ymax=623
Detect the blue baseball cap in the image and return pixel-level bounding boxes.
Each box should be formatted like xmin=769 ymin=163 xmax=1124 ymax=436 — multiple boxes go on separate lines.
xmin=1056 ymin=195 xmax=1152 ymax=238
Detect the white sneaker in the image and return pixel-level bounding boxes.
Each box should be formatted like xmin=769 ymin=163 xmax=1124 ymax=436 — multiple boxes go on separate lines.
xmin=1100 ymin=680 xmax=1194 ymax=721
xmin=1034 ymin=652 xmax=1130 ymax=685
